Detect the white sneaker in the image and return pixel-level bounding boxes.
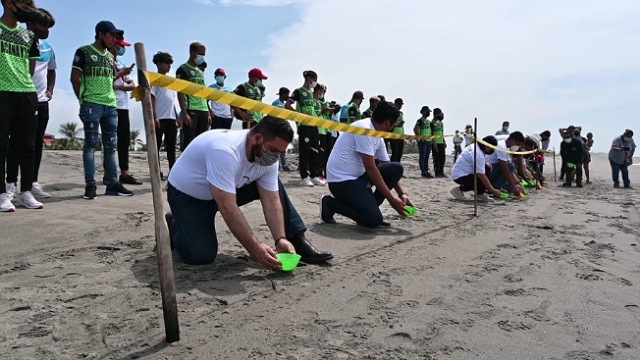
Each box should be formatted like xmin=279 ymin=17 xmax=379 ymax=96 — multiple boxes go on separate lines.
xmin=476 ymin=193 xmax=494 ymax=202
xmin=0 ymin=193 xmax=15 ymax=212
xmin=450 ymin=186 xmax=466 ymax=200
xmin=16 ymin=191 xmax=44 ymax=209
xmin=31 ymin=182 xmax=51 ymax=198
xmin=300 ymin=177 xmax=314 ymax=187
xmin=5 ymin=182 xmax=17 ymax=200
xmin=311 ymin=177 xmax=326 ymax=186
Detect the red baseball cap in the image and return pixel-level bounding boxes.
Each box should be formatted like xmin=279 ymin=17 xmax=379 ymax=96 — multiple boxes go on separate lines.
xmin=214 ymin=68 xmax=226 ymax=76
xmin=115 ymin=38 xmax=131 ymax=47
xmin=248 ymin=68 xmax=267 ymax=80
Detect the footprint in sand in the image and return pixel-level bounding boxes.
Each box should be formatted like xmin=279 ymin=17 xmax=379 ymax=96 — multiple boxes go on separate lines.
xmin=497 ymin=320 xmax=535 ymax=332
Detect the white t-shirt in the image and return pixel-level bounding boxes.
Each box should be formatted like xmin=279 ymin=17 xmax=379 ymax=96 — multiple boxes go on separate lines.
xmin=114 ymin=60 xmax=131 ymax=110
xmin=485 ymin=135 xmax=510 ymax=164
xmin=32 ymin=40 xmax=56 ymax=103
xmin=209 ymin=83 xmax=232 ymax=118
xmin=168 ymin=130 xmax=279 ymax=200
xmin=451 ymin=145 xmax=486 ymax=180
xmin=327 ymin=119 xmax=390 ymax=183
xmin=151 ymin=85 xmax=177 ymax=120
xmin=464 ymin=133 xmax=474 ymax=147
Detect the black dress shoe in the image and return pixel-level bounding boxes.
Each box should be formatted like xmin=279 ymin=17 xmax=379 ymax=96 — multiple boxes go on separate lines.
xmin=320 ymin=195 xmax=337 ymax=224
xmin=380 ymin=221 xmax=391 ymax=227
xmin=290 ymin=234 xmax=333 ymax=263
xmin=165 ymin=212 xmax=174 ymax=250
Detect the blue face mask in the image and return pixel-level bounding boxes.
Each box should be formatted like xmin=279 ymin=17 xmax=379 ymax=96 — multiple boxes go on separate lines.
xmin=117 ymin=47 xmax=126 ymax=57
xmin=194 ymin=55 xmax=205 ymax=66
xmin=215 ymin=75 xmax=225 ymax=85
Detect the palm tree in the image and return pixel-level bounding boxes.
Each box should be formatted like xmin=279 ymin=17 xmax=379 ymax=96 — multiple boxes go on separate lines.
xmin=59 ymin=122 xmax=82 ymax=150
xmin=130 ymin=129 xmax=144 ymax=151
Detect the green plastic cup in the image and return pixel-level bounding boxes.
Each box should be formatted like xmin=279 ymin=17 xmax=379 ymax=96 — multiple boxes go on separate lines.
xmin=521 ymin=179 xmax=529 ymax=187
xmin=277 ymin=253 xmax=301 ymax=272
xmin=500 ymin=193 xmax=510 ymax=199
xmin=523 ymin=188 xmax=529 ymax=195
xmin=404 ymin=206 xmax=417 ymax=216
xmin=567 ymin=163 xmax=576 ymax=169
xmin=529 ymin=179 xmax=537 ymax=186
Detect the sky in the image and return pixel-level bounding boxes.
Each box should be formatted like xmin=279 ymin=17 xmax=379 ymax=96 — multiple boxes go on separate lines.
xmin=35 ymin=0 xmax=640 ymax=152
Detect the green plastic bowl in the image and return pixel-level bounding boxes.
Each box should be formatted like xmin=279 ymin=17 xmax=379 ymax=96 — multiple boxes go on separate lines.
xmin=521 ymin=180 xmax=529 ymax=187
xmin=404 ymin=206 xmax=417 ymax=216
xmin=277 ymin=253 xmax=301 ymax=271
xmin=567 ymin=163 xmax=576 ymax=169
xmin=500 ymin=193 xmax=510 ymax=199
xmin=522 ymin=188 xmax=529 ymax=195
xmin=529 ymin=179 xmax=537 ymax=186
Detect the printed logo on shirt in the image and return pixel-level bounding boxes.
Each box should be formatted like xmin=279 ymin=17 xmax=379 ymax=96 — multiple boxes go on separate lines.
xmin=21 ymin=32 xmax=30 ymax=43
xmin=91 ymin=54 xmax=98 ymax=62
xmin=190 ymin=70 xmax=195 ymax=76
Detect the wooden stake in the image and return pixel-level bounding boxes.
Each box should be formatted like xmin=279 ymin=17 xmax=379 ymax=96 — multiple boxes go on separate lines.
xmin=473 ymin=117 xmax=478 ymax=217
xmin=553 ymin=147 xmax=557 ymax=183
xmin=134 ymin=43 xmax=180 ymax=343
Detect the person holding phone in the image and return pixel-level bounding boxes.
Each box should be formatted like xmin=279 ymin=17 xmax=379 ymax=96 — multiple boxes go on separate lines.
xmin=110 ymin=34 xmax=141 ymax=185
xmin=609 ymin=129 xmax=635 ymax=189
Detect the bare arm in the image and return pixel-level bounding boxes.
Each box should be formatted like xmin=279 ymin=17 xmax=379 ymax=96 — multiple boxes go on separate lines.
xmin=30 ymin=59 xmax=36 ymax=76
xmin=70 ymin=68 xmax=82 ymax=100
xmin=46 ymin=69 xmax=56 ymax=94
xmin=500 ymin=160 xmax=521 ymax=196
xmin=257 ymin=185 xmax=296 ymax=254
xmin=210 ymin=185 xmax=281 ymax=270
xmin=361 ymin=154 xmax=406 ymax=215
xmin=284 ymin=101 xmax=295 ymax=111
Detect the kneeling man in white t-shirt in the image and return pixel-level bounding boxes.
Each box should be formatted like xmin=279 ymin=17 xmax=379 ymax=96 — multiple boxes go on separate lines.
xmin=167 ymin=116 xmax=333 ymax=269
xmin=321 ymin=101 xmax=414 ymax=228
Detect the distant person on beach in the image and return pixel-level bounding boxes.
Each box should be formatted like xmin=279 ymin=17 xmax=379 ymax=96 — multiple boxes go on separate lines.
xmin=339 ymin=91 xmax=363 ymax=124
xmin=450 ymin=135 xmax=502 ymax=202
xmin=233 ymin=68 xmax=267 ymax=130
xmin=322 ymin=101 xmax=413 ymax=228
xmin=111 ymin=34 xmax=142 ymax=186
xmin=362 ymin=96 xmax=380 ymax=119
xmin=560 ymin=129 xmax=584 ymax=188
xmin=0 ymin=0 xmax=42 ymax=212
xmin=495 ymin=121 xmax=510 ymax=136
xmin=452 ymin=130 xmax=464 ymax=163
xmin=286 ymin=70 xmax=324 ymax=187
xmin=413 ymin=106 xmax=433 ymax=178
xmin=609 ymin=129 xmax=635 ymax=189
xmin=208 ymin=68 xmax=234 ymax=130
xmin=485 ymin=132 xmax=525 ymax=197
xmin=271 ymin=87 xmax=292 ymax=172
xmin=431 ymin=108 xmax=446 ymax=177
xmin=583 ymin=132 xmax=594 ymax=183
xmin=558 ymin=125 xmax=580 ymax=181
xmin=176 ymin=42 xmax=211 ymax=149
xmin=5 ymin=7 xmax=55 ymax=203
xmin=463 ymin=125 xmax=474 ymax=146
xmin=151 ymin=51 xmax=178 ymax=181
xmin=389 ymin=98 xmax=405 ymax=163
xmin=71 ymin=21 xmax=134 ymax=199
xmin=166 ymin=116 xmax=333 ymax=268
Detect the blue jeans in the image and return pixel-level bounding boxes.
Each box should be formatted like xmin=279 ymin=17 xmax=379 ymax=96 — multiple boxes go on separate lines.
xmin=418 ymin=141 xmax=432 ymax=175
xmin=327 ymin=162 xmax=403 ymax=228
xmin=167 ymin=179 xmax=307 ymax=265
xmin=610 ymin=160 xmax=630 ymax=187
xmin=488 ymin=162 xmax=515 ymax=190
xmin=79 ymin=103 xmax=118 ymax=186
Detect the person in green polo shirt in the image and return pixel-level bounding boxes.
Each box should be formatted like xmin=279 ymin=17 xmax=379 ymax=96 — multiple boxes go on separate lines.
xmin=176 ymin=42 xmax=211 ymax=150
xmin=71 ymin=21 xmax=134 ymax=200
xmin=286 ymin=70 xmax=324 ymax=187
xmin=389 ymin=98 xmax=405 ymax=163
xmin=0 ymin=0 xmax=43 ymax=212
xmin=413 ymin=106 xmax=433 ymax=178
xmin=431 ymin=108 xmax=446 ymax=177
xmin=233 ymin=67 xmax=267 ymax=130
xmin=339 ymin=91 xmax=364 ymax=124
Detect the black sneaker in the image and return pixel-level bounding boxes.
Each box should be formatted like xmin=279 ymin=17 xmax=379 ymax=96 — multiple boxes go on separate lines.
xmin=83 ymin=185 xmax=97 ymax=200
xmin=120 ymin=174 xmax=142 ymax=185
xmin=319 ymin=195 xmax=336 ymax=224
xmin=576 ymin=183 xmax=583 ymax=188
xmin=105 ymin=183 xmax=134 ymax=196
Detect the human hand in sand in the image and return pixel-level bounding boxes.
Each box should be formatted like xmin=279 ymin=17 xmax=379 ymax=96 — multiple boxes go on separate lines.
xmin=400 ymin=193 xmax=413 ymax=207
xmin=275 ymin=238 xmax=296 ymax=254
xmin=250 ymin=242 xmax=281 ymax=270
xmin=390 ymin=197 xmax=407 ymax=217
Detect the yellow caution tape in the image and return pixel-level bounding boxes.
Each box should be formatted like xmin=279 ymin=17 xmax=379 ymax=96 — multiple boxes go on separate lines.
xmin=140 ymin=71 xmax=454 ymax=141
xmin=476 ymin=138 xmax=556 ymax=156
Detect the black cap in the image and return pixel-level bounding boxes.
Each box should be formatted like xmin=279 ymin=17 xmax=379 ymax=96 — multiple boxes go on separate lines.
xmin=394 ymin=98 xmax=404 ymax=105
xmin=377 ymin=95 xmax=386 ymax=102
xmin=277 ymin=87 xmax=290 ymax=95
xmin=303 ymin=70 xmax=318 ymax=78
xmin=420 ymin=106 xmax=431 ymax=113
xmin=352 ymin=90 xmax=364 ymax=99
xmin=95 ymin=21 xmax=124 ymax=36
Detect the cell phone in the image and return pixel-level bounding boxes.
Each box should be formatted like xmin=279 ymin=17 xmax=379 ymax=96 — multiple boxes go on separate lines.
xmin=129 ymin=63 xmax=136 ymax=69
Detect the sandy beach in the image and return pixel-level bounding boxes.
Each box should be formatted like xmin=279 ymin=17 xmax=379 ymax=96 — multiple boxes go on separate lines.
xmin=1 ymin=150 xmax=639 ymax=360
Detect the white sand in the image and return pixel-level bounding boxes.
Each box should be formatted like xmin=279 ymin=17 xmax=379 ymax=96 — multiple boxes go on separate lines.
xmin=1 ymin=151 xmax=639 ymax=360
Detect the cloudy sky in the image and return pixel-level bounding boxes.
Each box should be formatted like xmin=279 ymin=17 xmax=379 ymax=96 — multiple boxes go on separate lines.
xmin=41 ymin=0 xmax=640 ymax=152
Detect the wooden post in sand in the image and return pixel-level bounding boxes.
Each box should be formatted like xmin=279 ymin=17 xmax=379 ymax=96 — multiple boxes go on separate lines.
xmin=473 ymin=118 xmax=478 ymax=217
xmin=553 ymin=147 xmax=557 ymax=183
xmin=134 ymin=43 xmax=180 ymax=343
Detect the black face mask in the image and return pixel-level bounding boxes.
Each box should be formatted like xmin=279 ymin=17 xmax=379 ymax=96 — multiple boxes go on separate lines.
xmin=13 ymin=6 xmax=33 ymax=23
xmin=33 ymin=29 xmax=49 ymax=39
